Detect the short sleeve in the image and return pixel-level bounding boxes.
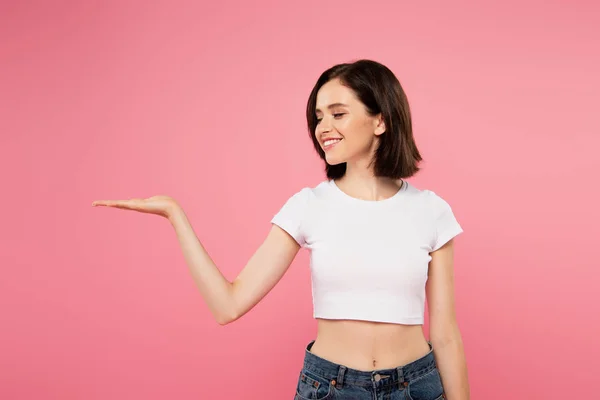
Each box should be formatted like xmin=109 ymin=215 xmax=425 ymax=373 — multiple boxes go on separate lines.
xmin=428 ymin=192 xmax=464 ymax=252
xmin=270 ymin=188 xmax=311 ymax=247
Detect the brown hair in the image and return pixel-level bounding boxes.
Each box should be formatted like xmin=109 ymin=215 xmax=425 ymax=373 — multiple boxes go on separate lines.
xmin=306 ymin=59 xmax=422 ymax=180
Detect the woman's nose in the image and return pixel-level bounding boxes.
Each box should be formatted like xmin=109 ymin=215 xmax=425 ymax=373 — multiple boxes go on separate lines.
xmin=317 ymin=118 xmax=332 ymax=133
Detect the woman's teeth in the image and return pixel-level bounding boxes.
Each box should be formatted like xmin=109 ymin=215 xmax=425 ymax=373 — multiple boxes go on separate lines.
xmin=324 ymin=139 xmax=342 ymax=147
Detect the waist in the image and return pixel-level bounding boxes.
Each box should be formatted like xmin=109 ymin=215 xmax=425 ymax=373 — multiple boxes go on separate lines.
xmin=312 ymin=319 xmax=430 ymax=370
xmin=302 ymin=338 xmax=437 ymax=388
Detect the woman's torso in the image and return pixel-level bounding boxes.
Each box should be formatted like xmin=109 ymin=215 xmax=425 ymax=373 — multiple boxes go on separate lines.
xmin=310 ymin=318 xmax=431 ymax=371
xmin=272 ymin=180 xmax=442 ymax=371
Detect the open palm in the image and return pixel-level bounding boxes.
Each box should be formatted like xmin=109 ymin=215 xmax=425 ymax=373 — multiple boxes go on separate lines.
xmin=92 ymin=195 xmax=178 ymax=218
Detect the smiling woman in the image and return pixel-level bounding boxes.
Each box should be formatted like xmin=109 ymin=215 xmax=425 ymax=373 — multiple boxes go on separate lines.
xmin=306 ymin=60 xmax=421 ymax=183
xmin=93 ymin=59 xmax=469 ymax=400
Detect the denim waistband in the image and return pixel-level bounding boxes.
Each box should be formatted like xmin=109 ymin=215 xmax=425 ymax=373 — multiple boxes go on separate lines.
xmin=302 ymin=340 xmax=437 ymax=389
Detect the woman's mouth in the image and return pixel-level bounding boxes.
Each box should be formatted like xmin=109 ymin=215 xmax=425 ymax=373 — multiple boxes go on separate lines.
xmin=323 ymin=138 xmax=342 ymax=151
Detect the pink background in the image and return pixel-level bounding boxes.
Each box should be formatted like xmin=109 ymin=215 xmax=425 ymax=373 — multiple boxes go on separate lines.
xmin=1 ymin=1 xmax=598 ymax=399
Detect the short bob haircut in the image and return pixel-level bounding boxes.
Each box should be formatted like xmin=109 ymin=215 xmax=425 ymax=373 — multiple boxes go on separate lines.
xmin=306 ymin=59 xmax=422 ymax=180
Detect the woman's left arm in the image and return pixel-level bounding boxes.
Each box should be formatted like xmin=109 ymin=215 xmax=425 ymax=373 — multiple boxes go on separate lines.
xmin=427 ymin=239 xmax=470 ymax=400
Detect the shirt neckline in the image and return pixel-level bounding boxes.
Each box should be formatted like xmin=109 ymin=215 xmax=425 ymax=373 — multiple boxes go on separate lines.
xmin=329 ymin=179 xmax=408 ymax=205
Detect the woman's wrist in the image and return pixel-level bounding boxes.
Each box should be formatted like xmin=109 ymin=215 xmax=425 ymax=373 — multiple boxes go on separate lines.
xmin=166 ymin=200 xmax=184 ymax=223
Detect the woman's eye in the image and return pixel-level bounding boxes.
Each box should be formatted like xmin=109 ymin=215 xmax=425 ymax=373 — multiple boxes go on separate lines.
xmin=315 ymin=113 xmax=344 ymax=124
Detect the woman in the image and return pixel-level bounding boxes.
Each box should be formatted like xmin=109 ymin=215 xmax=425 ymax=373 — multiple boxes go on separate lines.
xmin=93 ymin=59 xmax=470 ymax=400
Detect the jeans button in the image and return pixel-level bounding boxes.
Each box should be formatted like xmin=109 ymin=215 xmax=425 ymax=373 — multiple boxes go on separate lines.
xmin=374 ymin=374 xmax=381 ymax=382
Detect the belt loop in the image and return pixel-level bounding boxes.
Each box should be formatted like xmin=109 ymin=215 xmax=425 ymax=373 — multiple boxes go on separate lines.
xmin=396 ymin=366 xmax=405 ymax=390
xmin=335 ymin=365 xmax=346 ymax=389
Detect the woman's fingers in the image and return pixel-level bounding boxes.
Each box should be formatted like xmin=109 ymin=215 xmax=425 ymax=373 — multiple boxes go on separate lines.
xmin=91 ymin=200 xmax=109 ymax=207
xmin=92 ymin=199 xmax=141 ymax=209
xmin=92 ymin=196 xmax=176 ymax=218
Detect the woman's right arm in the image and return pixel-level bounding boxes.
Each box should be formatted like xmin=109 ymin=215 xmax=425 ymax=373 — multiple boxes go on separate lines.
xmin=168 ymin=205 xmax=301 ymax=325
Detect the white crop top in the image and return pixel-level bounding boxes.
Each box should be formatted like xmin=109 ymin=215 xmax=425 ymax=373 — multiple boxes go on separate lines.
xmin=270 ymin=179 xmax=463 ymax=325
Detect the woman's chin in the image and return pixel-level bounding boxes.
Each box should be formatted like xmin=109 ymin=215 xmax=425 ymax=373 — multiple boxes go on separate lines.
xmin=325 ymin=156 xmax=344 ymax=166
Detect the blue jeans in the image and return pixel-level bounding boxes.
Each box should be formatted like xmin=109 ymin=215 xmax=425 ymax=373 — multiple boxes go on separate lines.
xmin=294 ymin=340 xmax=445 ymax=400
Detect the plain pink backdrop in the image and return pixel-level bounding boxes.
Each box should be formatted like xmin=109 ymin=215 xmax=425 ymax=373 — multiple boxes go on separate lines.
xmin=1 ymin=1 xmax=598 ymax=399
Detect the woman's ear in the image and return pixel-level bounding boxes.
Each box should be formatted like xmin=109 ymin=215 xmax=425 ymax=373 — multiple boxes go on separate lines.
xmin=374 ymin=114 xmax=386 ymax=136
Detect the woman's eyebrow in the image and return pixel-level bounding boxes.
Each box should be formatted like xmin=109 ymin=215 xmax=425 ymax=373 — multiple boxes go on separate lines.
xmin=315 ymin=103 xmax=349 ymax=112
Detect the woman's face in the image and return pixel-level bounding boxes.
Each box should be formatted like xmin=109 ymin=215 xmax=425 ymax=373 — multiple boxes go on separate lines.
xmin=315 ymin=79 xmax=385 ymax=167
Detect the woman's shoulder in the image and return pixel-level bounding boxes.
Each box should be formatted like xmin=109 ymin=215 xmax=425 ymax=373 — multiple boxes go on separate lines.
xmin=273 ymin=180 xmax=330 ymax=208
xmin=406 ymin=181 xmax=458 ymax=219
xmin=285 ymin=180 xmax=331 ymax=198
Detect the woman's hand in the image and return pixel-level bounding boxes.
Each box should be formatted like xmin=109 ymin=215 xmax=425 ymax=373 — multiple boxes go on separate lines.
xmin=92 ymin=195 xmax=180 ymax=219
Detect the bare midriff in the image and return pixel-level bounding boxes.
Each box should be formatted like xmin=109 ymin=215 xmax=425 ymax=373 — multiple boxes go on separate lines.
xmin=310 ymin=319 xmax=431 ymax=371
